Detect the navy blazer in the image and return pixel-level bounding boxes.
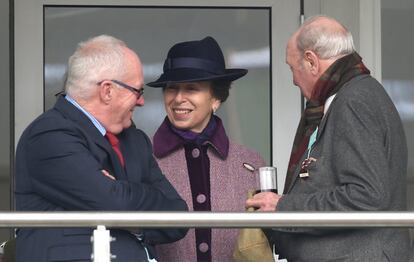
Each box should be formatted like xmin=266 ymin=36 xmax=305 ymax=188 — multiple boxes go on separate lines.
xmin=15 ymin=96 xmax=188 ymax=262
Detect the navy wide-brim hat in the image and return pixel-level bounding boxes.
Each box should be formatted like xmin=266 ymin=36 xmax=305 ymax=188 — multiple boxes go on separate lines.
xmin=146 ymin=36 xmax=247 ymax=87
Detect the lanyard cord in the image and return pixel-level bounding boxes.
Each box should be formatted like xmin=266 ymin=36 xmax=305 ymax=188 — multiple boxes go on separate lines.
xmin=307 ymin=127 xmax=318 ymax=159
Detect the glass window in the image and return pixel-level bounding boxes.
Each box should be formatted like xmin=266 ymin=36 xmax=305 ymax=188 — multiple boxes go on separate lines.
xmin=381 ymin=0 xmax=414 ymax=238
xmin=44 ymin=6 xmax=272 ymax=163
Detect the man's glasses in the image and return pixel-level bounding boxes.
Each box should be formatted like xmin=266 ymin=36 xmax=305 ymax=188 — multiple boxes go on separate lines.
xmin=98 ymin=79 xmax=144 ymax=99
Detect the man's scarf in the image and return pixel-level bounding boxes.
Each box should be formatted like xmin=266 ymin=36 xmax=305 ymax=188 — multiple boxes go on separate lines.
xmin=283 ymin=52 xmax=370 ymax=193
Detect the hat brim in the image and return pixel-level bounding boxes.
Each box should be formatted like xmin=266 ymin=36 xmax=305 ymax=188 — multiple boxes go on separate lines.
xmin=146 ymin=68 xmax=247 ymax=87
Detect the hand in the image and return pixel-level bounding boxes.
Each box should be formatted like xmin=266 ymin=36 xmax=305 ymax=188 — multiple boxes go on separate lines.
xmin=101 ymin=169 xmax=116 ymax=180
xmin=245 ymin=192 xmax=282 ymax=211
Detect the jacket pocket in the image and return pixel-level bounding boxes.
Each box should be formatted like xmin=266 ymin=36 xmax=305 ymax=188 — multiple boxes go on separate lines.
xmin=47 ymin=243 xmax=91 ymax=262
xmin=62 ymin=228 xmax=92 ymax=236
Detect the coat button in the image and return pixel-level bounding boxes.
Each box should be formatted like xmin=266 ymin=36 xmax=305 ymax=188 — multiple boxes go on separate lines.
xmin=196 ymin=194 xmax=206 ymax=204
xmin=192 ymin=148 xmax=200 ymax=158
xmin=198 ymin=242 xmax=209 ymax=253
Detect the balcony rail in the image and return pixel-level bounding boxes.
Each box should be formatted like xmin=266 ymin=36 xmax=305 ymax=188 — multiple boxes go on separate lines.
xmin=1 ymin=211 xmax=414 ymax=228
xmin=1 ymin=211 xmax=413 ymax=262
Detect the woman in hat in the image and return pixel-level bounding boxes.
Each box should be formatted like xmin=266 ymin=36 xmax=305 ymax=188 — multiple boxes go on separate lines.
xmin=147 ymin=36 xmax=266 ymax=262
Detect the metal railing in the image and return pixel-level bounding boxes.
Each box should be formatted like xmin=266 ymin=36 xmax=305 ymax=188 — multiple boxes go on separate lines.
xmin=1 ymin=211 xmax=414 ymax=261
xmin=1 ymin=211 xmax=414 ymax=228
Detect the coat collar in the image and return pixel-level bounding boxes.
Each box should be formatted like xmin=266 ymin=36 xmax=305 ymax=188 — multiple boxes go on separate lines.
xmin=153 ymin=115 xmax=229 ymax=159
xmin=54 ymin=96 xmax=107 ymax=144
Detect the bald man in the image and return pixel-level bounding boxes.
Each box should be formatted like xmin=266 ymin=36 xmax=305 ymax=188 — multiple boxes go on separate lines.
xmin=247 ymin=16 xmax=411 ymax=261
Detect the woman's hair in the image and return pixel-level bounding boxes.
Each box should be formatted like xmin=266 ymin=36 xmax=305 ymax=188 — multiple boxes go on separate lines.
xmin=211 ymin=80 xmax=232 ymax=102
xmin=162 ymin=80 xmax=232 ymax=102
xmin=64 ymin=35 xmax=128 ymax=99
xmin=297 ymin=15 xmax=355 ymax=59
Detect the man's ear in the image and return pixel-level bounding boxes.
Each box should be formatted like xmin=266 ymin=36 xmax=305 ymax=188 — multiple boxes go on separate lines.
xmin=304 ymin=50 xmax=319 ymax=75
xmin=99 ymin=81 xmax=112 ymax=104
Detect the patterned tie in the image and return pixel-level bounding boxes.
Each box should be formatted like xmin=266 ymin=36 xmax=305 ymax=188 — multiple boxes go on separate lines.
xmin=105 ymin=132 xmax=125 ymax=167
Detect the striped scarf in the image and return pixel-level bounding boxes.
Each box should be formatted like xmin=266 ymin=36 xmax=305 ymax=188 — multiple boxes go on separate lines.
xmin=283 ymin=52 xmax=370 ymax=193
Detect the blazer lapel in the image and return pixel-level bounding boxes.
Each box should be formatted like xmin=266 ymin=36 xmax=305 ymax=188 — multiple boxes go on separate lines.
xmin=284 ymin=95 xmax=338 ymax=193
xmin=54 ymin=96 xmax=127 ymax=180
xmin=118 ymin=130 xmax=141 ymax=182
xmin=285 ymin=153 xmax=307 ymax=193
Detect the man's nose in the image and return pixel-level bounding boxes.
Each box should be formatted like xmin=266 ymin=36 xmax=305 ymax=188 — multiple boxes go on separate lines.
xmin=136 ymin=95 xmax=144 ymax=106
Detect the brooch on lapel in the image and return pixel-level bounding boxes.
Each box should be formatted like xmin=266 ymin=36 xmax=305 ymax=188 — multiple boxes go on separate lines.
xmin=242 ymin=162 xmax=256 ymax=173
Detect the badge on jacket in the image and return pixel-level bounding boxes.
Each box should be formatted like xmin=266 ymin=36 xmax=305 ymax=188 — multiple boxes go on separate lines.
xmin=299 ymin=157 xmax=317 ymax=178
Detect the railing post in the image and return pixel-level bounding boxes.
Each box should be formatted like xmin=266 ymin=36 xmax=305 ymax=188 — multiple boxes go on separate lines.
xmin=91 ymin=225 xmax=115 ymax=262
